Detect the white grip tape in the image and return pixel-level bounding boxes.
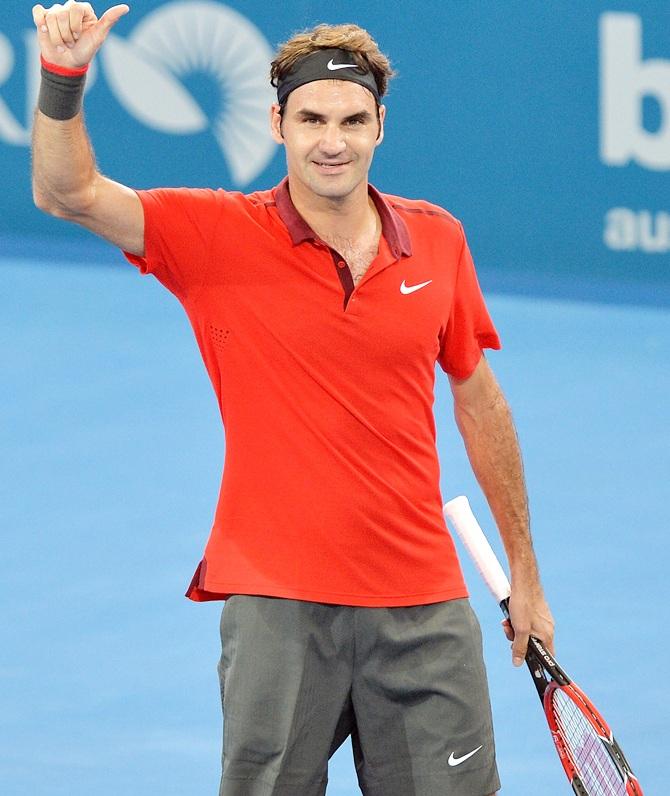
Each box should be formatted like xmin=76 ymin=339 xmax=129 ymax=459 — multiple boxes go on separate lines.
xmin=443 ymin=496 xmax=511 ymax=604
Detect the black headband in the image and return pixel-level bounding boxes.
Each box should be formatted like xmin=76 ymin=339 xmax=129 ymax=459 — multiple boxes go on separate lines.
xmin=276 ymin=48 xmax=380 ymax=105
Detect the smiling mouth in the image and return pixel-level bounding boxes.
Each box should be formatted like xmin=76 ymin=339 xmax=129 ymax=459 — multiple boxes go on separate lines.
xmin=314 ymin=161 xmax=351 ymax=168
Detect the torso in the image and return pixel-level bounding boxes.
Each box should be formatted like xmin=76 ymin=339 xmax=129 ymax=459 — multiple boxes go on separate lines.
xmin=319 ymin=207 xmax=382 ymax=286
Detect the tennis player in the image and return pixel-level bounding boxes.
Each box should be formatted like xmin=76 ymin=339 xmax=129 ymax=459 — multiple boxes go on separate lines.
xmin=31 ymin=3 xmax=555 ymax=794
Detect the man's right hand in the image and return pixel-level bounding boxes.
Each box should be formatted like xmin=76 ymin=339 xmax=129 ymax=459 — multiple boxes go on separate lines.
xmin=32 ymin=1 xmax=129 ymax=70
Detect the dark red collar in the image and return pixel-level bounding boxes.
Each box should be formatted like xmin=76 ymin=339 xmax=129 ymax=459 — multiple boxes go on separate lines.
xmin=273 ymin=177 xmax=412 ymax=258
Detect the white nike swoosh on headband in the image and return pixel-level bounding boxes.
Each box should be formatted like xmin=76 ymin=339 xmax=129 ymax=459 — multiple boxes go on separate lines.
xmin=327 ymin=59 xmax=359 ymax=71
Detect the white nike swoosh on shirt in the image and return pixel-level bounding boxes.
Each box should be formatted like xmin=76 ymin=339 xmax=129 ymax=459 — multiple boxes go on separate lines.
xmin=327 ymin=59 xmax=359 ymax=70
xmin=400 ymin=279 xmax=432 ymax=294
xmin=448 ymin=745 xmax=483 ymax=767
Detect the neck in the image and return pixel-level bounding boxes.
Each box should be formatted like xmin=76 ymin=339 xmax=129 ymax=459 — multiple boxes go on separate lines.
xmin=288 ymin=178 xmax=376 ymax=242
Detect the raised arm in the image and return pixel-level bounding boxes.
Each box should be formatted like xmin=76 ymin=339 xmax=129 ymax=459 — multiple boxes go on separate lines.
xmin=449 ymin=354 xmax=555 ymax=666
xmin=31 ymin=2 xmax=144 ymax=256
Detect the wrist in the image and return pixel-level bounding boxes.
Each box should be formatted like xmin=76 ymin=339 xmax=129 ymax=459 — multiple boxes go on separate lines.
xmin=510 ymin=558 xmax=541 ymax=588
xmin=38 ymin=55 xmax=88 ymax=121
xmin=40 ymin=54 xmax=89 ymax=77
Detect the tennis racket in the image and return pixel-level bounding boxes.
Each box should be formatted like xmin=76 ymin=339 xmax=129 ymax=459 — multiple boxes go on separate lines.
xmin=443 ymin=495 xmax=643 ymax=796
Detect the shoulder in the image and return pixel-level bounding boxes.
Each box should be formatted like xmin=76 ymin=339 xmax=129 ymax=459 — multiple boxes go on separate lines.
xmin=245 ymin=187 xmax=277 ymax=208
xmin=137 ymin=186 xmax=275 ymax=213
xmin=153 ymin=186 xmax=285 ymax=231
xmin=383 ymin=192 xmax=462 ymax=228
xmin=378 ymin=190 xmax=466 ymax=254
xmin=217 ymin=186 xmax=282 ymax=224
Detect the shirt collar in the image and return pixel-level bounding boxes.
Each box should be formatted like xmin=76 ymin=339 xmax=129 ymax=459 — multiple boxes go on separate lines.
xmin=273 ymin=177 xmax=412 ymax=258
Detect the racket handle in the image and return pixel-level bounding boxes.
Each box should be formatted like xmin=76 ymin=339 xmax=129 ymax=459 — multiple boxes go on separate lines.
xmin=445 ymin=496 xmax=571 ymax=690
xmin=444 ymin=496 xmax=511 ymax=605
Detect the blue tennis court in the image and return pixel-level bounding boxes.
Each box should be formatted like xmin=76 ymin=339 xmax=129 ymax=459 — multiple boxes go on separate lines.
xmin=2 ymin=248 xmax=665 ymax=794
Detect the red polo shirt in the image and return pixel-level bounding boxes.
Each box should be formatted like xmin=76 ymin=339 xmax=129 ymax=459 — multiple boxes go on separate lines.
xmin=124 ymin=179 xmax=501 ymax=606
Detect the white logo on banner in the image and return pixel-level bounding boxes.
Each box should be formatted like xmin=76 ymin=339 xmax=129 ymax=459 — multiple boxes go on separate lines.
xmin=600 ymin=12 xmax=670 ymax=171
xmin=101 ymin=1 xmax=276 ymax=185
xmin=600 ymin=13 xmax=670 ymax=253
xmin=604 ymin=208 xmax=670 ymax=253
xmin=0 ymin=30 xmax=28 ymax=144
xmin=0 ymin=1 xmax=276 ymax=186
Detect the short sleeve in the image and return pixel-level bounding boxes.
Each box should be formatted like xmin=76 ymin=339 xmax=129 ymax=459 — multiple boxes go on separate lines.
xmin=438 ymin=224 xmax=501 ymax=378
xmin=122 ymin=187 xmax=224 ymax=299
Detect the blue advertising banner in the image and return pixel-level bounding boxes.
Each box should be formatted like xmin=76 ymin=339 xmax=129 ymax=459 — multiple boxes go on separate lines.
xmin=1 ymin=1 xmax=668 ymax=301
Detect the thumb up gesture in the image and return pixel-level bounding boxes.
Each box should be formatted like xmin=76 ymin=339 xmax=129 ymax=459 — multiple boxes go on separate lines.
xmin=32 ymin=1 xmax=129 ymax=69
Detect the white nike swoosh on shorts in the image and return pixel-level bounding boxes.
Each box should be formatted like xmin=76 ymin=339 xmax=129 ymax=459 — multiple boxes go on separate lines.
xmin=447 ymin=745 xmax=483 ymax=767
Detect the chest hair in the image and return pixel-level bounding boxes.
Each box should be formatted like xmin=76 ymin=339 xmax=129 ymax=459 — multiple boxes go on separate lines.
xmin=321 ymin=235 xmax=380 ymax=286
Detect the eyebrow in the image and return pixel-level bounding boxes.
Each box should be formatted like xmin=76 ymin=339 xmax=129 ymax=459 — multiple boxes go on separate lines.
xmin=294 ymin=109 xmax=374 ymax=123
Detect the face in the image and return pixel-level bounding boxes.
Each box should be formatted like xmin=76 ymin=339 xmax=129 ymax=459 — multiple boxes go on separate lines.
xmin=270 ymin=79 xmax=386 ymax=204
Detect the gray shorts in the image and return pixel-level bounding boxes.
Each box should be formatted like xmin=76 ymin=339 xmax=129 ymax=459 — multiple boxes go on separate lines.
xmin=217 ymin=596 xmax=500 ymax=796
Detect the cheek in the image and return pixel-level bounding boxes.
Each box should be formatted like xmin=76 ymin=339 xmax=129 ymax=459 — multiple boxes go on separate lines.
xmin=359 ymin=134 xmax=380 ymax=159
xmin=283 ymin=129 xmax=315 ymax=156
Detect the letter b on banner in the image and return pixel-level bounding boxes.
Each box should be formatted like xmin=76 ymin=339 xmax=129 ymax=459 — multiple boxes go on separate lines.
xmin=600 ymin=12 xmax=670 ymax=170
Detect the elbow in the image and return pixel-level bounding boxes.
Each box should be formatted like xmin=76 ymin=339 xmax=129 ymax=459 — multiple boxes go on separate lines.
xmin=32 ymin=182 xmax=91 ymax=221
xmin=32 ymin=178 xmax=50 ymax=213
xmin=453 ymin=388 xmax=508 ymax=434
xmin=32 ymin=180 xmax=65 ymax=217
xmin=32 ymin=185 xmax=58 ymax=216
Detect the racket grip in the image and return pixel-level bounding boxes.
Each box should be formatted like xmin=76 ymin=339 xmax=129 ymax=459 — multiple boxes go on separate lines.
xmin=444 ymin=496 xmax=511 ymax=605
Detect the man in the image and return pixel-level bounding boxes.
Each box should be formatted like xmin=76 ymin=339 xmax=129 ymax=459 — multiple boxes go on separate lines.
xmin=31 ymin=3 xmax=555 ymax=795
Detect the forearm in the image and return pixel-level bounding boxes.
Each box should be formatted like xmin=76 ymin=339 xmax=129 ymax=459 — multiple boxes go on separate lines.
xmin=32 ymin=109 xmax=98 ymax=217
xmin=453 ymin=378 xmax=539 ymax=586
xmin=450 ymin=359 xmax=554 ymax=660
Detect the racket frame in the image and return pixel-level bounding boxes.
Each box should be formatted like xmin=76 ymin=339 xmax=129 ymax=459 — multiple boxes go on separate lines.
xmin=500 ymin=597 xmax=642 ymax=796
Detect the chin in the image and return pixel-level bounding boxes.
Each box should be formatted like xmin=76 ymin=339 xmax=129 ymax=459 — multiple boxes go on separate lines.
xmin=307 ymin=174 xmax=359 ymax=201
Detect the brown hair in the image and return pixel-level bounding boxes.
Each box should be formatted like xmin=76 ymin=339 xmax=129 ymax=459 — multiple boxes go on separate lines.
xmin=270 ymin=23 xmax=396 ymax=100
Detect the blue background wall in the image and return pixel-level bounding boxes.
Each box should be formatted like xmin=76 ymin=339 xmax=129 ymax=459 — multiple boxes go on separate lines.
xmin=1 ymin=1 xmax=668 ymax=301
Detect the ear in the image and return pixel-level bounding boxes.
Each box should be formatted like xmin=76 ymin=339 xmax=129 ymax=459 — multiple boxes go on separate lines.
xmin=270 ymin=103 xmax=284 ymax=144
xmin=375 ymin=104 xmax=386 ymax=145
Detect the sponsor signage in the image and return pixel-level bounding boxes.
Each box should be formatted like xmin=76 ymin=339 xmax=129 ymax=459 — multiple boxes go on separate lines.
xmin=1 ymin=2 xmax=667 ymax=297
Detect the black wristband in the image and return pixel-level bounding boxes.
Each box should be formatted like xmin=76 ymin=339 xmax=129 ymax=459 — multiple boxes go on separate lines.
xmin=38 ymin=66 xmax=87 ymax=121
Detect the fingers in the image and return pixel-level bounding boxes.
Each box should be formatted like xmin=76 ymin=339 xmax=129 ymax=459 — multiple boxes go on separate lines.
xmin=76 ymin=3 xmax=99 ymax=33
xmin=507 ymin=583 xmax=556 ymax=667
xmin=501 ymin=618 xmax=514 ymax=642
xmin=99 ymin=4 xmax=130 ymax=30
xmin=32 ymin=4 xmax=46 ymax=27
xmin=64 ymin=2 xmax=87 ymax=42
xmin=509 ymin=621 xmax=555 ymax=665
xmin=36 ymin=2 xmax=82 ymax=51
xmin=55 ymin=6 xmax=77 ymax=47
xmin=511 ymin=624 xmax=530 ymax=667
xmin=541 ymin=625 xmax=556 ymax=656
xmin=504 ymin=616 xmax=556 ymax=666
xmin=528 ymin=604 xmax=555 ymax=656
xmin=32 ymin=5 xmax=51 ymax=42
xmin=44 ymin=8 xmax=67 ymax=51
xmin=34 ymin=3 xmax=123 ymax=53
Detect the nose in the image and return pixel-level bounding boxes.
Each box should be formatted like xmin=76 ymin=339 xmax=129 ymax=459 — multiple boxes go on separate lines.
xmin=318 ymin=123 xmax=346 ymax=157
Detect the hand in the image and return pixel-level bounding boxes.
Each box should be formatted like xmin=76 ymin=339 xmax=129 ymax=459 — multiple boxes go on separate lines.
xmin=32 ymin=1 xmax=129 ymax=69
xmin=503 ymin=582 xmax=555 ymax=667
